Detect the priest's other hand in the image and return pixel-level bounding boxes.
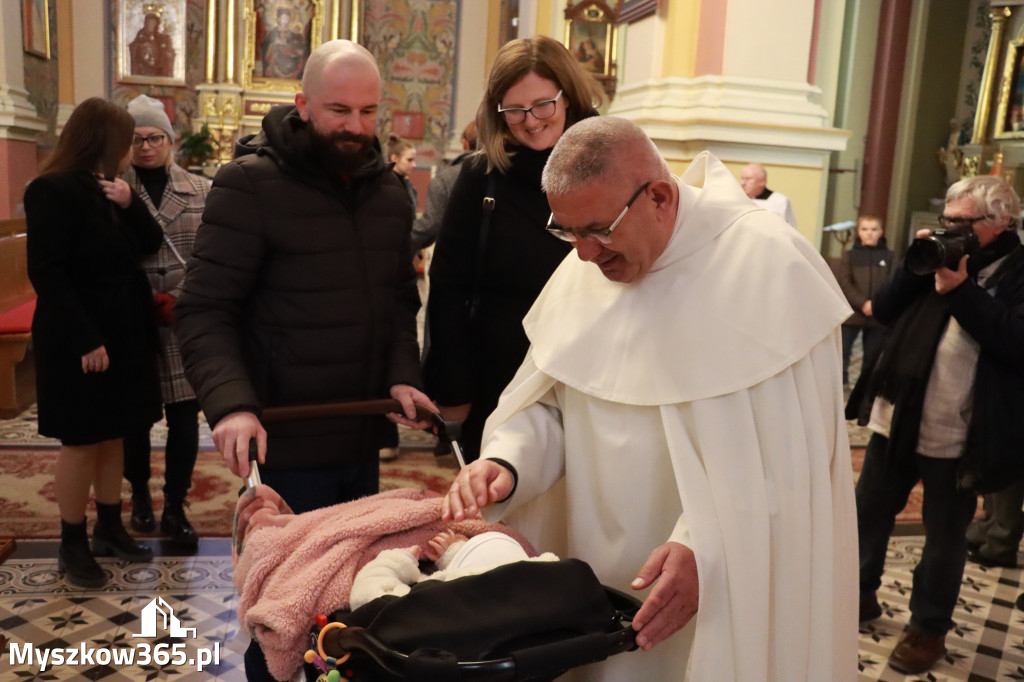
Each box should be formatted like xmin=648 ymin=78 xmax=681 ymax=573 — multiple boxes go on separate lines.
xmin=212 ymin=411 xmax=267 ymax=478
xmin=441 ymin=459 xmax=514 ymax=522
xmin=630 ymin=541 xmax=699 ymax=651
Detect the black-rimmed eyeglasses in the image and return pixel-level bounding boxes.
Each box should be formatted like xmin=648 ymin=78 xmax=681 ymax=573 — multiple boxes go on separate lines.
xmin=937 ymin=214 xmax=992 ymax=230
xmin=546 ymin=182 xmax=651 ymax=245
xmin=132 ymin=133 xmax=167 ymax=149
xmin=498 ymin=91 xmax=563 ymax=125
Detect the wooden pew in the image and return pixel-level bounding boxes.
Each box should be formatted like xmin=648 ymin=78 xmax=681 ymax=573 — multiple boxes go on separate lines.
xmin=0 ymin=218 xmax=36 ymax=418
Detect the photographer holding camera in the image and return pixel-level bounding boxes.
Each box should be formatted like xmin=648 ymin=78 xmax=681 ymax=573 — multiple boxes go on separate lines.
xmin=850 ymin=174 xmax=1024 ymax=675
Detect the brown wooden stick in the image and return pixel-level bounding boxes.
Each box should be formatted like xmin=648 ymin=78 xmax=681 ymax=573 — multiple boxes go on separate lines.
xmin=260 ymin=399 xmax=436 ymax=424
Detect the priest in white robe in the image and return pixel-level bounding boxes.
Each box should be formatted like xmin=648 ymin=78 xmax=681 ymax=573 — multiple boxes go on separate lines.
xmin=442 ymin=117 xmax=858 ymax=681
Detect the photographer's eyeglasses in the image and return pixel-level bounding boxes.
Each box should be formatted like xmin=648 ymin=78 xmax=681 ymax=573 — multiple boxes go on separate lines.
xmin=937 ymin=214 xmax=992 ymax=230
xmin=132 ymin=133 xmax=167 ymax=149
xmin=546 ymin=182 xmax=651 ymax=245
xmin=498 ymin=91 xmax=563 ymax=125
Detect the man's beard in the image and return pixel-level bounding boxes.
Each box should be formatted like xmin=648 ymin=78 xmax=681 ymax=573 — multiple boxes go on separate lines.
xmin=307 ymin=126 xmax=376 ymax=177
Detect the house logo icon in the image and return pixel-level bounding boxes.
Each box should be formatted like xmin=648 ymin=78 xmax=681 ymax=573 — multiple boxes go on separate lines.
xmin=133 ymin=597 xmax=197 ymax=638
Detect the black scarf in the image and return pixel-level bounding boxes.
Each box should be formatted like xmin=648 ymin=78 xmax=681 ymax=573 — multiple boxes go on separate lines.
xmin=863 ymin=229 xmax=1023 ymax=460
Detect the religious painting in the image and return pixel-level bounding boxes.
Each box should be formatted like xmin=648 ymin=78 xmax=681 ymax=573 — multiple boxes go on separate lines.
xmin=22 ymin=0 xmax=50 ymax=59
xmin=995 ymin=32 xmax=1024 ymax=139
xmin=116 ymin=0 xmax=188 ymax=85
xmin=565 ymin=2 xmax=616 ymax=79
xmin=245 ymin=0 xmax=325 ymax=92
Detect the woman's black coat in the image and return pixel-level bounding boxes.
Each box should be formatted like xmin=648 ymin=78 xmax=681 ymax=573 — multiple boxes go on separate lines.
xmin=425 ymin=147 xmax=572 ymax=458
xmin=24 ymin=171 xmax=163 ymax=444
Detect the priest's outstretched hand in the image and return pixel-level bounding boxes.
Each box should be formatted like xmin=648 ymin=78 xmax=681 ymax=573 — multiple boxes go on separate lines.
xmin=630 ymin=542 xmax=699 ymax=651
xmin=440 ymin=459 xmax=515 ymax=521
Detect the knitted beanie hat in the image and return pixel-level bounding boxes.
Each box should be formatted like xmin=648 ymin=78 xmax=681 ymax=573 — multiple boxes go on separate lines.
xmin=127 ymin=94 xmax=174 ymax=141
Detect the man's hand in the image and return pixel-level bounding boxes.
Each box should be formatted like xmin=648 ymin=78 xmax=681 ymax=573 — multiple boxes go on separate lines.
xmin=388 ymin=384 xmax=438 ymax=430
xmin=441 ymin=459 xmax=514 ymax=522
xmin=630 ymin=542 xmax=699 ymax=652
xmin=212 ymin=411 xmax=266 ymax=478
xmin=98 ymin=177 xmax=132 ymax=208
xmin=861 ymin=300 xmax=872 ymax=317
xmin=935 ymin=254 xmax=969 ymax=294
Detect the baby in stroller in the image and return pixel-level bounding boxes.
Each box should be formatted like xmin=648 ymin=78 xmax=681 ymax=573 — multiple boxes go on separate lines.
xmin=233 ymin=485 xmax=639 ymax=681
xmin=349 ymin=529 xmax=557 ymax=610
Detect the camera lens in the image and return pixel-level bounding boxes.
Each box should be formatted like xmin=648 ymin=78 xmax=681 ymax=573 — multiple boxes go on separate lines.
xmin=905 ymin=236 xmax=947 ymax=275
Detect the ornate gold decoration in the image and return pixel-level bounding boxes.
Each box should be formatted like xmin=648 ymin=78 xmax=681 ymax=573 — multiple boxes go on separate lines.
xmin=973 ymin=6 xmax=1012 ymax=144
xmin=242 ymin=0 xmax=325 ymax=92
xmin=960 ymin=154 xmax=981 ymax=179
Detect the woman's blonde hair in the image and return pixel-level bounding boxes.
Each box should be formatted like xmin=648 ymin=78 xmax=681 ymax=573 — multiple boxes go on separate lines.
xmin=477 ymin=35 xmax=604 ymax=173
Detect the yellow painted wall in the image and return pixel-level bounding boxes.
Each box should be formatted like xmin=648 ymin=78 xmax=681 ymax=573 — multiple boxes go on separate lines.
xmin=720 ymin=161 xmax=824 ymax=244
xmin=665 ymin=156 xmax=824 ymax=245
xmin=661 ymin=0 xmax=700 ymax=78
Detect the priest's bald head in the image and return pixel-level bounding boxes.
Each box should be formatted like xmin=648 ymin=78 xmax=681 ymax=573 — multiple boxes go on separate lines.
xmin=541 ymin=117 xmax=679 ymax=284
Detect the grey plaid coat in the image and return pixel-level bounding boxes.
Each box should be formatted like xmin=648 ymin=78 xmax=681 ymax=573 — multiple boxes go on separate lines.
xmin=123 ymin=163 xmax=210 ymax=404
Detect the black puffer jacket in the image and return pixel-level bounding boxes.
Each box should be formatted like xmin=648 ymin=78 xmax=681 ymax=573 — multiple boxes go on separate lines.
xmin=175 ymin=105 xmax=421 ymax=469
xmin=837 ymin=237 xmax=894 ymax=328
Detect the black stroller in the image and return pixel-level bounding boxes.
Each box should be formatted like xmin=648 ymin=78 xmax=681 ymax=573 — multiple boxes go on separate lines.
xmin=250 ymin=400 xmax=641 ymax=681
xmin=303 ymin=558 xmax=641 ymax=681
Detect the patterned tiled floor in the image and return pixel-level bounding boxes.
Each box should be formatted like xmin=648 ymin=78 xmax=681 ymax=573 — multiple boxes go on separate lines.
xmin=859 ymin=537 xmax=1024 ymax=681
xmin=2 ymin=536 xmax=1024 ymax=680
xmin=0 ymin=539 xmax=246 ymax=681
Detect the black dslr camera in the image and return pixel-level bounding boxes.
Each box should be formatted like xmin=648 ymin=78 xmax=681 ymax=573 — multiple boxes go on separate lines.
xmin=904 ymin=228 xmax=980 ymax=276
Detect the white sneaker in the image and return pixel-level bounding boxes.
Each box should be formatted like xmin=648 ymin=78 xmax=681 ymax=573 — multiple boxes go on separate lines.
xmin=379 ymin=447 xmax=400 ymax=461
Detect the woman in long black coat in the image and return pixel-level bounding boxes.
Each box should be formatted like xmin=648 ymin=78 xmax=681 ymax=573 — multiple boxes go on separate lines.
xmin=425 ymin=36 xmax=604 ymax=461
xmin=24 ymin=97 xmax=163 ymax=588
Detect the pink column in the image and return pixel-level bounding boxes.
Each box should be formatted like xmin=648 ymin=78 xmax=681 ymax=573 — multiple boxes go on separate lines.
xmin=0 ymin=139 xmax=41 ymax=220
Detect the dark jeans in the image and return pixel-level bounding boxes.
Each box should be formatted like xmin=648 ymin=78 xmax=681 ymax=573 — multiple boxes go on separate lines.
xmin=243 ymin=457 xmax=380 ymax=680
xmin=841 ymin=325 xmax=885 ymax=385
xmin=965 ymin=481 xmax=1024 ymax=560
xmin=123 ymin=399 xmax=199 ymax=502
xmin=857 ymin=432 xmax=978 ymax=636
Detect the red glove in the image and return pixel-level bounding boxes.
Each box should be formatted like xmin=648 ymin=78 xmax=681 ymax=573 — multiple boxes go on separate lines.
xmin=153 ymin=292 xmax=176 ymax=326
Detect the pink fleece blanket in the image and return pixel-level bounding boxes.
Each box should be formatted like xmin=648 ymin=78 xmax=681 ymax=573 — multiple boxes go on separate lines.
xmin=234 ymin=487 xmax=533 ymax=681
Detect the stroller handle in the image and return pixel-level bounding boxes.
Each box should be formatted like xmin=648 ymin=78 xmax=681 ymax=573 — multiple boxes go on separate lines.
xmin=325 ymin=618 xmax=638 ymax=681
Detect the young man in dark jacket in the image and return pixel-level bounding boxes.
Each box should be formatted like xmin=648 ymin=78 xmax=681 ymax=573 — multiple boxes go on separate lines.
xmin=175 ymin=40 xmax=434 ymax=516
xmin=852 ymin=175 xmax=1024 ymax=675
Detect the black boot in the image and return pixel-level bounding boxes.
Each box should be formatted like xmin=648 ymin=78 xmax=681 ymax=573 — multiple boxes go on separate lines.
xmin=58 ymin=520 xmax=106 ymax=588
xmin=161 ymin=499 xmax=199 ymax=552
xmin=92 ymin=502 xmax=153 ymax=562
xmin=130 ymin=486 xmax=156 ymax=533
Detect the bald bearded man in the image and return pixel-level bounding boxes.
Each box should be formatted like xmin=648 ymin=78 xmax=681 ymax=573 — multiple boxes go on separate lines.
xmin=176 ymin=40 xmax=434 ymax=514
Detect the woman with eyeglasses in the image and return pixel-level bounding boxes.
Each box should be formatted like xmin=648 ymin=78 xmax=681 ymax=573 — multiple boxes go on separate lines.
xmin=425 ymin=36 xmax=603 ymax=462
xmin=24 ymin=97 xmax=164 ymax=587
xmin=120 ymin=95 xmax=210 ymax=552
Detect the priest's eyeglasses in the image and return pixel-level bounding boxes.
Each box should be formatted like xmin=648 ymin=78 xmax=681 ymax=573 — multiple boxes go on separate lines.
xmin=132 ymin=133 xmax=167 ymax=149
xmin=546 ymin=182 xmax=651 ymax=245
xmin=936 ymin=214 xmax=992 ymax=230
xmin=497 ymin=91 xmax=563 ymax=125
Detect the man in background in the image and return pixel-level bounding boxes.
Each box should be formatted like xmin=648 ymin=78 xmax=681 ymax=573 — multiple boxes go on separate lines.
xmin=740 ymin=161 xmax=797 ymax=228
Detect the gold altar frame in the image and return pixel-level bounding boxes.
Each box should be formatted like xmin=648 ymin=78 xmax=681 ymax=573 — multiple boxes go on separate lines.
xmin=995 ymin=26 xmax=1024 ymax=140
xmin=243 ymin=0 xmax=326 ymax=94
xmin=564 ymin=1 xmax=617 ymax=79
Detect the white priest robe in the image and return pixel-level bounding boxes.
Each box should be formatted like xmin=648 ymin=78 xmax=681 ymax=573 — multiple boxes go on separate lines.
xmin=479 ymin=151 xmax=858 ymax=681
xmin=754 ymin=189 xmax=798 ymax=229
